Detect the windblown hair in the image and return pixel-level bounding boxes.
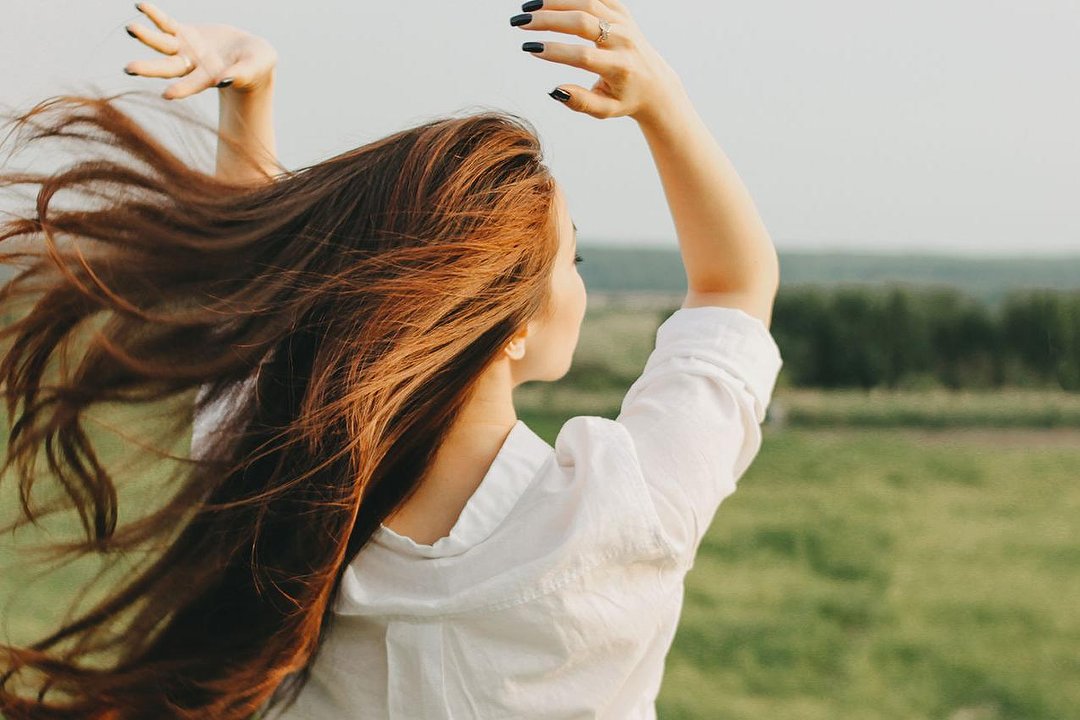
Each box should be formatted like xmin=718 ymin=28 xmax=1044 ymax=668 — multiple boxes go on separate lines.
xmin=0 ymin=88 xmax=560 ymax=718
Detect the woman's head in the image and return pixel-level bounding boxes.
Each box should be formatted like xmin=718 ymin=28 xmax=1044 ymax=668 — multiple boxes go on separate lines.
xmin=0 ymin=90 xmax=580 ymax=718
xmin=505 ymin=180 xmax=588 ymax=385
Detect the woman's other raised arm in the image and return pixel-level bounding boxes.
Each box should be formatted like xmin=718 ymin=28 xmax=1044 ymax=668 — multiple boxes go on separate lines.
xmin=514 ymin=0 xmax=783 ymax=566
xmin=633 ymin=91 xmax=779 ymax=327
xmin=124 ymin=1 xmax=280 ymax=185
xmin=214 ymin=69 xmax=277 ymax=184
xmin=513 ymin=0 xmax=779 ymax=327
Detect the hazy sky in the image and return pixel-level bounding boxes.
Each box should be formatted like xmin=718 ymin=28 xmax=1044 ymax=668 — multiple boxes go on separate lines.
xmin=2 ymin=1 xmax=1077 ymax=256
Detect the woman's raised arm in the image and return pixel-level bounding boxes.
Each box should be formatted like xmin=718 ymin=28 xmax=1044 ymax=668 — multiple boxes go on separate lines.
xmin=124 ymin=1 xmax=280 ymax=185
xmin=512 ymin=0 xmax=779 ymax=327
xmin=214 ymin=72 xmax=278 ymax=184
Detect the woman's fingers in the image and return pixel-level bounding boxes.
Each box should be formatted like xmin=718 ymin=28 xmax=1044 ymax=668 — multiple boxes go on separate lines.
xmin=127 ymin=1 xmax=192 ymax=83
xmin=514 ymin=9 xmax=625 ymax=46
xmin=162 ymin=68 xmax=216 ymax=100
xmin=515 ymin=0 xmax=679 ymax=123
xmin=548 ymin=83 xmax=621 ymax=119
xmin=124 ymin=54 xmax=193 ymax=79
xmin=523 ymin=40 xmax=621 ymax=76
xmin=135 ymin=2 xmax=180 ymax=35
xmin=125 ymin=21 xmax=180 ymax=55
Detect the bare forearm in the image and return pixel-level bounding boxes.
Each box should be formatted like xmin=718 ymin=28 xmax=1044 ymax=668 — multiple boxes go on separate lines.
xmin=215 ymin=70 xmax=279 ymax=185
xmin=636 ymin=88 xmax=779 ymax=298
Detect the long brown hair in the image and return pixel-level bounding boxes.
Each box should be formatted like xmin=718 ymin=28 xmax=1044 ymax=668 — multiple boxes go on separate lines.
xmin=0 ymin=87 xmax=560 ymax=718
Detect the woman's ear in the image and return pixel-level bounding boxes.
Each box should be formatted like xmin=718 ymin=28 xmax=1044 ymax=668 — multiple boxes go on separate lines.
xmin=504 ymin=322 xmax=531 ymax=361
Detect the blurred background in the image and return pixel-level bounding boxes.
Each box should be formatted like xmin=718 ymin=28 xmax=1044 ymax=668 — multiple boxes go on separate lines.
xmin=1 ymin=2 xmax=1078 ymax=719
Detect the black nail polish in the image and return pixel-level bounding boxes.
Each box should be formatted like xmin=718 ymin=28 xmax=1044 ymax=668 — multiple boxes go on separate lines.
xmin=124 ymin=68 xmax=137 ymax=76
xmin=510 ymin=13 xmax=533 ymax=27
xmin=522 ymin=42 xmax=544 ymax=53
xmin=126 ymin=26 xmax=137 ymax=38
xmin=134 ymin=2 xmax=142 ymax=11
xmin=549 ymin=88 xmax=571 ymax=103
xmin=216 ymin=78 xmax=234 ymax=88
xmin=522 ymin=0 xmax=543 ymax=11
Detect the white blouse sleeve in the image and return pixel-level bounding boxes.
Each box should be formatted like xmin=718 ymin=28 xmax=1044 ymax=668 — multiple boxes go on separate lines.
xmin=612 ymin=305 xmax=783 ymax=568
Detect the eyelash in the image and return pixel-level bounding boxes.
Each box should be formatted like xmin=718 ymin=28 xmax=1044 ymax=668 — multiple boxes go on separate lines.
xmin=574 ymin=253 xmax=583 ymax=264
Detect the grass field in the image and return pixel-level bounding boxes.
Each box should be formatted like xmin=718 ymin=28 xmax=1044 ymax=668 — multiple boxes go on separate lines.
xmin=644 ymin=426 xmax=1080 ymax=720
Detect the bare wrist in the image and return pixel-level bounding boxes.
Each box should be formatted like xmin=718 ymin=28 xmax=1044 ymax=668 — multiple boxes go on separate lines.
xmin=632 ymin=83 xmax=694 ymax=134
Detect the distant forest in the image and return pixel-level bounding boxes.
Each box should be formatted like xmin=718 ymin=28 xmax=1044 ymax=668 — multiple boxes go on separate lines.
xmin=770 ymin=285 xmax=1079 ymax=391
xmin=576 ymin=244 xmax=1080 ymax=307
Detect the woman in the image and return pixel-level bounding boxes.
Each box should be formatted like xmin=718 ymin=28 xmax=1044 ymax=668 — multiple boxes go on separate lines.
xmin=0 ymin=1 xmax=781 ymax=718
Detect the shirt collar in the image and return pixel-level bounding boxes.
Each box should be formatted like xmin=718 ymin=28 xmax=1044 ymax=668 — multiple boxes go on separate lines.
xmin=372 ymin=419 xmax=554 ymax=558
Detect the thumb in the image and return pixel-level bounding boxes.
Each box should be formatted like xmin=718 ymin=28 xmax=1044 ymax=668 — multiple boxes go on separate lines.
xmin=210 ymin=57 xmax=264 ymax=91
xmin=548 ymin=85 xmax=620 ymax=119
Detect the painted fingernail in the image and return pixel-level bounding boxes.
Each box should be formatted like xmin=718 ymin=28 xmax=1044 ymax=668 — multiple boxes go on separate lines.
xmin=135 ymin=2 xmax=142 ymax=11
xmin=124 ymin=67 xmax=137 ymax=75
xmin=216 ymin=78 xmax=234 ymax=88
xmin=510 ymin=13 xmax=533 ymax=27
xmin=522 ymin=42 xmax=544 ymax=53
xmin=549 ymin=88 xmax=571 ymax=103
xmin=126 ymin=26 xmax=137 ymax=39
xmin=522 ymin=1 xmax=543 ymax=11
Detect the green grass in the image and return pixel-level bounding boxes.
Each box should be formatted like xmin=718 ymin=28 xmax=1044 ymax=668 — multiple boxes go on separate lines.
xmin=768 ymin=388 xmax=1080 ymax=428
xmin=639 ymin=427 xmax=1080 ymax=720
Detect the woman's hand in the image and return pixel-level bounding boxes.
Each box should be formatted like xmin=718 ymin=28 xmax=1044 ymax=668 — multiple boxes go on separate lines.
xmin=514 ymin=2 xmax=778 ymax=323
xmin=124 ymin=1 xmax=278 ymax=100
xmin=510 ymin=0 xmax=688 ymax=125
xmin=122 ymin=1 xmax=279 ymax=183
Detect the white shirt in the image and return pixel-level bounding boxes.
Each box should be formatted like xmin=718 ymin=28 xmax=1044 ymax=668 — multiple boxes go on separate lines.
xmin=193 ymin=305 xmax=783 ymax=720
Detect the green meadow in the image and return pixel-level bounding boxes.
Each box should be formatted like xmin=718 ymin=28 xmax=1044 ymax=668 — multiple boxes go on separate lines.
xmin=651 ymin=427 xmax=1080 ymax=720
xmin=2 ymin=296 xmax=1079 ymax=719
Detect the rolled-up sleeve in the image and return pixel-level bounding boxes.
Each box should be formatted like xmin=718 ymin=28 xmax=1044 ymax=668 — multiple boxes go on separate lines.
xmin=613 ymin=305 xmax=784 ymax=568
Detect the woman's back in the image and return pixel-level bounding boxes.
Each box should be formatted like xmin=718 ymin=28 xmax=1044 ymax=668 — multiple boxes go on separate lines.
xmin=244 ymin=305 xmax=783 ymax=719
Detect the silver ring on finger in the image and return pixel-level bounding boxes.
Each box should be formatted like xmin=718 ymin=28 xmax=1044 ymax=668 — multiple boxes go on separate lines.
xmin=595 ymin=18 xmax=611 ymax=46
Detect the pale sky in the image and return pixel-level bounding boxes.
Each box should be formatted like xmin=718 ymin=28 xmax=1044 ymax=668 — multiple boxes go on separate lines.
xmin=2 ymin=1 xmax=1077 ymax=257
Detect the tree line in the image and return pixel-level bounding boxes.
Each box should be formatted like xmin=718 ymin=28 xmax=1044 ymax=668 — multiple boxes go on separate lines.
xmin=767 ymin=285 xmax=1080 ymax=391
